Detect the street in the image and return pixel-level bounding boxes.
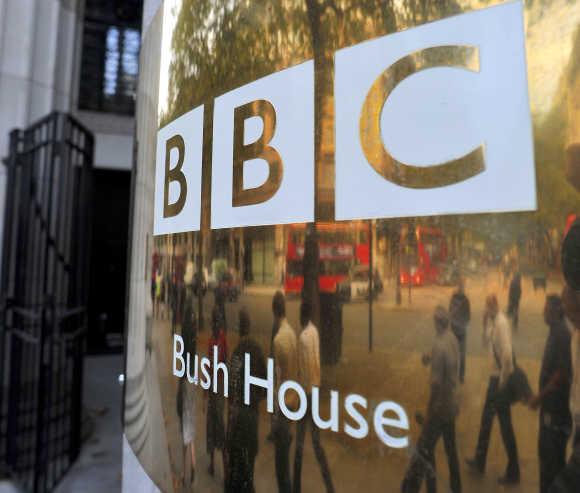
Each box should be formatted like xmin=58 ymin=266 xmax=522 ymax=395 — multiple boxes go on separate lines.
xmin=152 ymin=267 xmax=567 ymax=492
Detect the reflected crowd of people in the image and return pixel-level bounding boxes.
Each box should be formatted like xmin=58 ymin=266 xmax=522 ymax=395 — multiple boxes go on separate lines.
xmin=153 ymin=246 xmax=580 ymax=492
xmin=192 ymin=294 xmax=335 ymax=493
xmin=401 ymin=276 xmax=580 ymax=493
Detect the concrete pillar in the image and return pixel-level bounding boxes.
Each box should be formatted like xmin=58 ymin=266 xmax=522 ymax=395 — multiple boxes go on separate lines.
xmin=0 ymin=0 xmax=80 ymax=277
xmin=124 ymin=2 xmax=173 ymax=492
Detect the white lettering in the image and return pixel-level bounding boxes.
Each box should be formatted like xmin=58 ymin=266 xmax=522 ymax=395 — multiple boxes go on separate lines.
xmin=373 ymin=401 xmax=409 ymax=448
xmin=344 ymin=394 xmax=369 ymax=439
xmin=245 ymin=354 xmax=274 ymax=412
xmin=279 ymin=380 xmax=307 ymax=421
xmin=173 ymin=335 xmax=185 ymax=377
xmin=312 ymin=387 xmax=339 ymax=431
xmin=186 ymin=352 xmax=198 ymax=384
xmin=200 ymin=357 xmax=211 ymax=390
xmin=171 ymin=344 xmax=410 ymax=449
xmin=212 ymin=345 xmax=228 ymax=397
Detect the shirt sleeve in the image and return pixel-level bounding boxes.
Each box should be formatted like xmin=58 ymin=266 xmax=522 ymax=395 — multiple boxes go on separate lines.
xmin=431 ymin=344 xmax=445 ymax=386
xmin=498 ymin=318 xmax=513 ymax=385
xmin=297 ymin=336 xmax=305 ymax=388
xmin=272 ymin=337 xmax=281 ymax=384
xmin=314 ymin=329 xmax=320 ymax=377
xmin=483 ymin=317 xmax=492 ymax=345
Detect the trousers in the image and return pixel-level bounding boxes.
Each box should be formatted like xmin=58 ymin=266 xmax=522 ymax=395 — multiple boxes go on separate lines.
xmin=273 ymin=412 xmax=292 ymax=493
xmin=401 ymin=414 xmax=461 ymax=493
xmin=539 ymin=416 xmax=570 ymax=493
xmin=293 ymin=406 xmax=334 ymax=493
xmin=473 ymin=376 xmax=520 ymax=478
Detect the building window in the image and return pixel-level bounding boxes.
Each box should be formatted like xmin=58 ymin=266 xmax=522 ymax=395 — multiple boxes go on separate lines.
xmin=79 ymin=0 xmax=143 ymax=115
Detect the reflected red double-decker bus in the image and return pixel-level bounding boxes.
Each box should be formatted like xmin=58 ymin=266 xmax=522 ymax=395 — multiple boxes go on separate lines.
xmin=400 ymin=226 xmax=448 ymax=286
xmin=284 ymin=222 xmax=369 ymax=295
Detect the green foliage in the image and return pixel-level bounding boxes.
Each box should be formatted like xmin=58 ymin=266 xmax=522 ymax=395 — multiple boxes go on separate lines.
xmin=161 ymin=0 xmax=580 ymax=247
xmin=533 ymin=24 xmax=580 ymax=228
xmin=162 ymin=0 xmax=312 ymax=126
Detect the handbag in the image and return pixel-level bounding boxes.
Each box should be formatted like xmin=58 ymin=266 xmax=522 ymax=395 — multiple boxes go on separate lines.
xmin=501 ymin=363 xmax=532 ymax=404
xmin=492 ymin=344 xmax=531 ymax=404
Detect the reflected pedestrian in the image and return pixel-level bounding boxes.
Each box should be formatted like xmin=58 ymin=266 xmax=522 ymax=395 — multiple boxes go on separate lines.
xmin=225 ymin=308 xmax=267 ymax=492
xmin=272 ymin=291 xmax=297 ymax=493
xmin=449 ymin=278 xmax=470 ymax=383
xmin=401 ymin=306 xmax=461 ymax=493
xmin=502 ymin=254 xmax=512 ymax=288
xmin=214 ymin=277 xmax=228 ymax=332
xmin=206 ymin=306 xmax=227 ymax=477
xmin=267 ymin=291 xmax=285 ymax=443
xmin=528 ymin=295 xmax=572 ymax=493
xmin=466 ymin=295 xmax=520 ymax=485
xmin=507 ymin=272 xmax=522 ymax=331
xmin=178 ymin=303 xmax=197 ymax=489
xmin=549 ymin=287 xmax=580 ymax=492
xmin=293 ymin=300 xmax=334 ymax=493
xmin=173 ymin=253 xmax=186 ymax=330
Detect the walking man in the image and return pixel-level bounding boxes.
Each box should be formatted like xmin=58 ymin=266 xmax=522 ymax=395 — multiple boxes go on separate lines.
xmin=225 ymin=308 xmax=267 ymax=492
xmin=529 ymin=295 xmax=572 ymax=493
xmin=272 ymin=291 xmax=297 ymax=493
xmin=401 ymin=306 xmax=461 ymax=493
xmin=293 ymin=300 xmax=335 ymax=493
xmin=466 ymin=295 xmax=520 ymax=485
xmin=449 ymin=278 xmax=470 ymax=383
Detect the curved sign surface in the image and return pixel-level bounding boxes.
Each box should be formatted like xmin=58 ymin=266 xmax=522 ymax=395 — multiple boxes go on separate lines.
xmin=126 ymin=0 xmax=580 ymax=491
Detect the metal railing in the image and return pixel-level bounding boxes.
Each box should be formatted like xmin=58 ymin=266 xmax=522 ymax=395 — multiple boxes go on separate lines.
xmin=0 ymin=112 xmax=94 ymax=492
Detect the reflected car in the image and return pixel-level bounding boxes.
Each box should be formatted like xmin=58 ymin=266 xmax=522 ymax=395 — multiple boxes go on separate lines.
xmin=337 ymin=266 xmax=383 ymax=302
xmin=437 ymin=260 xmax=461 ymax=286
xmin=400 ymin=264 xmax=423 ymax=286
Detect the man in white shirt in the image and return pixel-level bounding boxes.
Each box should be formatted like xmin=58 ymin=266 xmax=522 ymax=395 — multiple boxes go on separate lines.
xmin=466 ymin=295 xmax=520 ymax=485
xmin=272 ymin=291 xmax=297 ymax=493
xmin=293 ymin=300 xmax=334 ymax=493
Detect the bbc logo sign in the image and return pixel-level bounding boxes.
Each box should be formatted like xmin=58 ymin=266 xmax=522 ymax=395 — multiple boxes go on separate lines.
xmin=154 ymin=1 xmax=535 ymax=235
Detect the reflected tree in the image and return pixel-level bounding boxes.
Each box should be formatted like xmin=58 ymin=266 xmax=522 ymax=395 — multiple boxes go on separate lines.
xmin=163 ymin=0 xmax=504 ymax=333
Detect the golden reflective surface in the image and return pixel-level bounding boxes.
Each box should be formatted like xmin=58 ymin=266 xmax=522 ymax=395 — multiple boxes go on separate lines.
xmin=126 ymin=1 xmax=580 ymax=492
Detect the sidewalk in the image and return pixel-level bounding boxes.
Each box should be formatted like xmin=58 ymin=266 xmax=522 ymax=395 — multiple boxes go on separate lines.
xmin=54 ymin=355 xmax=124 ymax=493
xmin=154 ymin=319 xmax=542 ymax=492
xmin=242 ymin=284 xmax=281 ymax=297
xmin=139 ymin=268 xmax=559 ymax=491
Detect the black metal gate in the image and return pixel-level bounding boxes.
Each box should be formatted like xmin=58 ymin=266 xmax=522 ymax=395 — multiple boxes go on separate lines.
xmin=0 ymin=112 xmax=93 ymax=492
